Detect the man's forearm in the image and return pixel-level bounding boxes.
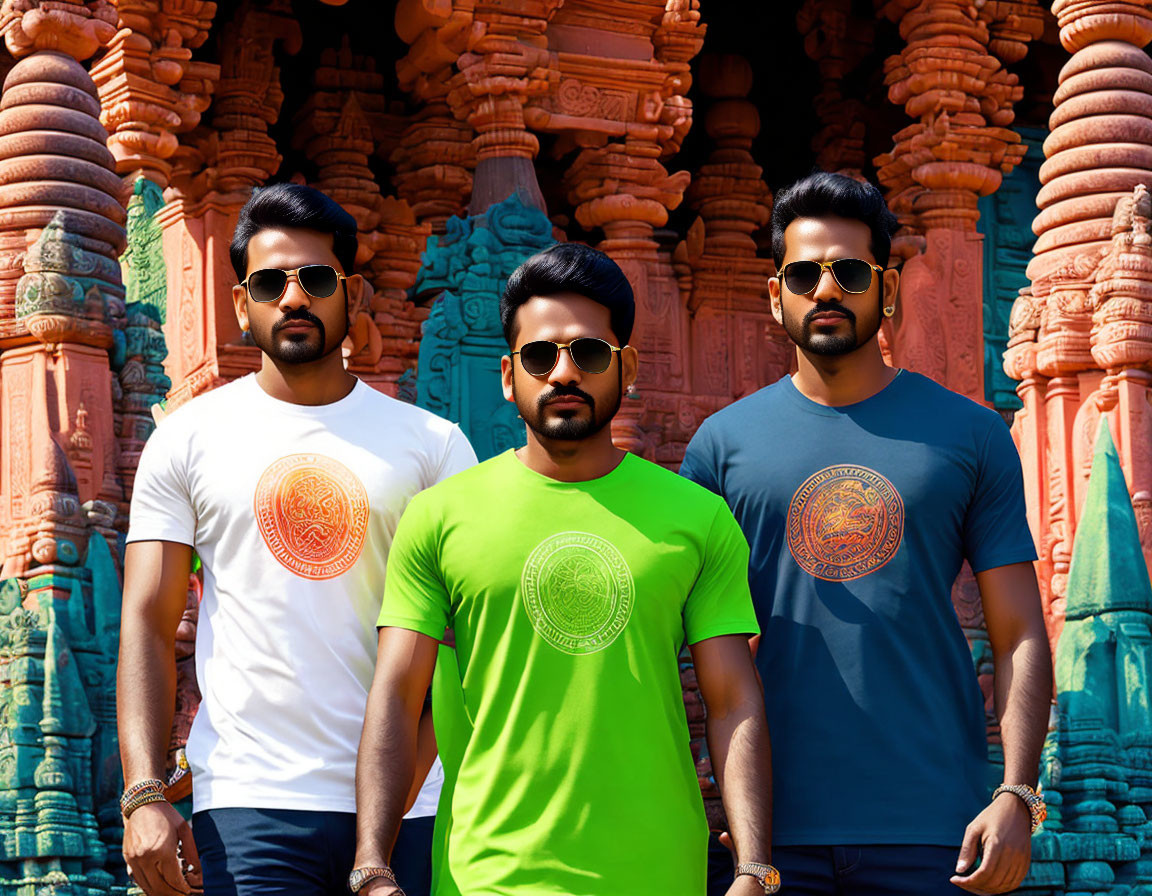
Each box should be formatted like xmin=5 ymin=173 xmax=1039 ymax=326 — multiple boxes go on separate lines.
xmin=116 ymin=618 xmax=178 ymax=786
xmin=355 ymin=690 xmax=419 ymax=867
xmin=706 ymin=698 xmax=773 ymax=863
xmin=994 ymin=630 xmax=1052 ymax=788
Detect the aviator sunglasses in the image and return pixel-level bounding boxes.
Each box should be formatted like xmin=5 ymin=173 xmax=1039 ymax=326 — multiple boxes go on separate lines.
xmin=780 ymin=258 xmax=884 ymax=295
xmin=240 ymin=265 xmax=347 ymax=303
xmin=512 ymin=338 xmax=622 ymax=376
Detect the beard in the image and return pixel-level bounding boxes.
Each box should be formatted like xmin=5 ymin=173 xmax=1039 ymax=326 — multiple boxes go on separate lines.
xmin=782 ymin=299 xmax=882 ymax=356
xmin=514 ymin=369 xmax=622 ymax=442
xmin=250 ymin=308 xmax=346 ymax=365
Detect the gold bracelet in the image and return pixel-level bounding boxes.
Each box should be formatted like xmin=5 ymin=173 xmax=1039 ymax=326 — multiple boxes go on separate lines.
xmin=120 ymin=778 xmax=167 ymax=818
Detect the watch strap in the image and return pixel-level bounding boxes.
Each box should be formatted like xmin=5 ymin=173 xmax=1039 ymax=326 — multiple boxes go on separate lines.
xmin=347 ymin=865 xmax=399 ymax=894
xmin=992 ymin=783 xmax=1047 ymax=834
xmin=735 ymin=861 xmax=781 ymax=894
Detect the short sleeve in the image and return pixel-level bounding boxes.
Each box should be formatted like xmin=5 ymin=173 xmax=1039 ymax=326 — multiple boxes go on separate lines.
xmin=378 ymin=493 xmax=453 ymax=640
xmin=683 ymin=501 xmax=759 ymax=644
xmin=963 ymin=417 xmax=1038 ymax=573
xmin=680 ymin=422 xmax=721 ymax=496
xmin=126 ymin=419 xmax=196 ymax=546
xmin=434 ymin=424 xmax=478 ymax=485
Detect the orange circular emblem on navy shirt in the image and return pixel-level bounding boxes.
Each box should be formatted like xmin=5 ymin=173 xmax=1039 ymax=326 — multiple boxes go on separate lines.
xmin=254 ymin=454 xmax=370 ymax=580
xmin=786 ymin=465 xmax=904 ymax=581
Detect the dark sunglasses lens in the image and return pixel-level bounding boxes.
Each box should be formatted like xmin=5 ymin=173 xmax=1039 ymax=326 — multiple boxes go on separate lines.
xmin=519 ymin=341 xmax=559 ymax=375
xmin=248 ymin=268 xmax=287 ymax=302
xmin=783 ymin=261 xmax=821 ymax=294
xmin=570 ymin=338 xmax=613 ymax=373
xmin=298 ymin=265 xmax=340 ymax=298
xmin=832 ymin=259 xmax=874 ymax=293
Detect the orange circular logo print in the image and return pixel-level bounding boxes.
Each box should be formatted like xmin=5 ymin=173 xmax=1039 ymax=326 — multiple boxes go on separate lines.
xmin=786 ymin=465 xmax=904 ymax=581
xmin=254 ymin=454 xmax=370 ymax=580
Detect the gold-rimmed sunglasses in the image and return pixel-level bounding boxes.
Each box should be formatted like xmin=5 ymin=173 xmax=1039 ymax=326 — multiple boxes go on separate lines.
xmin=240 ymin=265 xmax=347 ymax=303
xmin=511 ymin=338 xmax=622 ymax=376
xmin=780 ymin=258 xmax=884 ymax=295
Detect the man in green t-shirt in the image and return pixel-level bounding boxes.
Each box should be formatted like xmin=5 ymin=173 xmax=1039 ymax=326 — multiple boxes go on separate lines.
xmin=351 ymin=243 xmax=775 ymax=896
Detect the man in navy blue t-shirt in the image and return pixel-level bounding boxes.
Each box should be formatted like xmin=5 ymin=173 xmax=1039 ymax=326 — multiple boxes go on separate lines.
xmin=681 ymin=172 xmax=1052 ymax=896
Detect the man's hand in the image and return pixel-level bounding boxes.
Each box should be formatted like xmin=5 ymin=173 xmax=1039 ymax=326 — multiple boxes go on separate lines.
xmin=950 ymin=793 xmax=1032 ymax=894
xmin=726 ymin=872 xmax=768 ymax=895
xmin=122 ymin=801 xmax=201 ymax=896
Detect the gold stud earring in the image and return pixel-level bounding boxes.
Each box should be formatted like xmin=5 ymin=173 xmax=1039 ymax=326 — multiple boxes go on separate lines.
xmin=883 ymin=305 xmax=895 ymax=318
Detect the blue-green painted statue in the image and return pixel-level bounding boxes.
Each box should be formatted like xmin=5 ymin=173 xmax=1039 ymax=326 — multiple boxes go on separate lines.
xmin=415 ymin=194 xmax=555 ymax=460
xmin=1018 ymin=421 xmax=1152 ymax=894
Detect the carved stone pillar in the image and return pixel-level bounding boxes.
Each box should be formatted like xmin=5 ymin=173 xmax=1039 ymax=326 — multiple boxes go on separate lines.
xmin=674 ymin=54 xmax=784 ymax=433
xmin=89 ymin=0 xmax=219 ymax=188
xmin=160 ymin=0 xmax=300 ymax=408
xmin=874 ymin=0 xmax=1044 ymax=403
xmin=446 ymin=0 xmax=561 ymax=213
xmin=293 ymin=39 xmax=432 ymax=391
xmin=796 ymin=0 xmax=873 ymax=174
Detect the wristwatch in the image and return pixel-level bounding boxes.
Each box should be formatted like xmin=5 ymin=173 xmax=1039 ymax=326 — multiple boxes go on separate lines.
xmin=992 ymin=783 xmax=1047 ymax=833
xmin=735 ymin=861 xmax=781 ymax=894
xmin=348 ymin=865 xmax=400 ymax=894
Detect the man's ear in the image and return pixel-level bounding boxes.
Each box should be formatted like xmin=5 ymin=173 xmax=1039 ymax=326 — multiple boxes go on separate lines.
xmin=620 ymin=345 xmax=639 ymax=392
xmin=882 ymin=268 xmax=900 ymax=311
xmin=501 ymin=353 xmax=515 ymax=403
xmin=768 ymin=275 xmax=784 ymax=327
xmin=232 ymin=284 xmax=249 ymax=334
xmin=345 ymin=273 xmax=368 ymax=318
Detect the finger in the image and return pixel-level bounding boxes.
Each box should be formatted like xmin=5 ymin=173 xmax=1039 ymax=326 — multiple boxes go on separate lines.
xmin=952 ymin=842 xmax=1000 ymax=895
xmin=152 ymin=854 xmax=194 ymax=896
xmin=178 ymin=822 xmax=203 ymax=891
xmin=718 ymin=831 xmax=734 ymax=853
xmin=955 ymin=825 xmax=981 ymax=875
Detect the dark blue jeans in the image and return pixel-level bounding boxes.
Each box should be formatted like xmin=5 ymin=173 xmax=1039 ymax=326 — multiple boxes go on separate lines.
xmin=708 ymin=843 xmax=964 ymax=895
xmin=194 ymin=808 xmax=433 ymax=896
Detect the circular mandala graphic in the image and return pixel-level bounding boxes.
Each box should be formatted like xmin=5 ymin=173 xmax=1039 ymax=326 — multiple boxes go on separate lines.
xmin=521 ymin=531 xmax=634 ymax=655
xmin=786 ymin=465 xmax=904 ymax=581
xmin=254 ymin=454 xmax=370 ymax=580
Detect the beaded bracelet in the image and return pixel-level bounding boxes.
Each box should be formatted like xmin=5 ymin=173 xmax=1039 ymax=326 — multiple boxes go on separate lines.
xmin=120 ymin=778 xmax=167 ymax=818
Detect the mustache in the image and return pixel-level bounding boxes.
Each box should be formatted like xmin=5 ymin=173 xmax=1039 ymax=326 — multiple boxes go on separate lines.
xmin=536 ymin=384 xmax=595 ymax=412
xmin=272 ymin=308 xmax=326 ymax=335
xmin=803 ymin=303 xmax=855 ymax=327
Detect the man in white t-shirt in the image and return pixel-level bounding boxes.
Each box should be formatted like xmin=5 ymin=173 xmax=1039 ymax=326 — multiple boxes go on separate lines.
xmin=117 ymin=183 xmax=476 ymax=896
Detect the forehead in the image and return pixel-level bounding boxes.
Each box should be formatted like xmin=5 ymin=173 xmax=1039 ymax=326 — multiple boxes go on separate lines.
xmin=245 ymin=227 xmax=339 ymax=274
xmin=782 ymin=215 xmax=874 ymax=263
xmin=512 ymin=292 xmax=614 ymax=346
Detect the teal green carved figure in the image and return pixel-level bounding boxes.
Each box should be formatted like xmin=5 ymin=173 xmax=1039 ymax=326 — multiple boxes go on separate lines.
xmin=415 ymin=195 xmax=555 ymax=460
xmin=1019 ymin=421 xmax=1152 ymax=895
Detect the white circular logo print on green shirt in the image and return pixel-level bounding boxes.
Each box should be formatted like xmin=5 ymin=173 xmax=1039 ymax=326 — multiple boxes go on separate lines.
xmin=521 ymin=531 xmax=635 ymax=655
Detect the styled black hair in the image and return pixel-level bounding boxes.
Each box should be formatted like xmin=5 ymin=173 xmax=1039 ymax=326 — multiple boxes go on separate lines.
xmin=230 ymin=183 xmax=358 ymax=281
xmin=770 ymin=172 xmax=899 ymax=268
xmin=501 ymin=243 xmax=635 ymax=347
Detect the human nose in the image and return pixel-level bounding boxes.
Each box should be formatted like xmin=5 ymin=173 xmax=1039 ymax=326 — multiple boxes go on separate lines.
xmin=548 ymin=345 xmax=581 ymax=384
xmin=276 ymin=271 xmax=310 ymax=311
xmin=811 ymin=265 xmax=842 ymax=302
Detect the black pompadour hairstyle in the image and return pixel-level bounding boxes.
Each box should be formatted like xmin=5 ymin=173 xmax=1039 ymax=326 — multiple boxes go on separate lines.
xmin=500 ymin=243 xmax=635 ymax=347
xmin=770 ymin=172 xmax=900 ymax=268
xmin=230 ymin=183 xmax=359 ymax=282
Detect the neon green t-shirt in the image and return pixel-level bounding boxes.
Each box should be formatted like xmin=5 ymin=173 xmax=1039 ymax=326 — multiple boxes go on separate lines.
xmin=379 ymin=450 xmax=758 ymax=896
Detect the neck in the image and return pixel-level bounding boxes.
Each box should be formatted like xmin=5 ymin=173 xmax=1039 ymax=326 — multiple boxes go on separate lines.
xmin=255 ymin=351 xmax=357 ymax=406
xmin=791 ymin=340 xmax=897 ymax=407
xmin=516 ymin=426 xmax=625 ymax=482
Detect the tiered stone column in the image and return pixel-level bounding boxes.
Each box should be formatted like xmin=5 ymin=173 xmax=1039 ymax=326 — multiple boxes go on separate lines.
xmin=159 ymin=0 xmax=299 ymax=408
xmin=796 ymin=0 xmax=873 ymax=174
xmin=1006 ymin=0 xmax=1152 ymax=655
xmin=293 ymin=41 xmax=432 ymax=391
xmin=875 ymin=0 xmax=1044 ymax=403
xmin=672 ymin=54 xmax=785 ymax=456
xmin=393 ymin=3 xmax=476 ymax=231
xmin=89 ymin=0 xmax=218 ymax=188
xmin=0 ymin=2 xmax=132 ymax=888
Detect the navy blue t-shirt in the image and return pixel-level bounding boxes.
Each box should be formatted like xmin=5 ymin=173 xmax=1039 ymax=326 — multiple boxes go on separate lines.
xmin=680 ymin=371 xmax=1037 ymax=846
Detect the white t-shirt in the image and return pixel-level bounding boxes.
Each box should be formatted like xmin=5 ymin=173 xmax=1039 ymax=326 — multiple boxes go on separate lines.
xmin=127 ymin=374 xmax=477 ymax=814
